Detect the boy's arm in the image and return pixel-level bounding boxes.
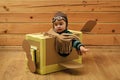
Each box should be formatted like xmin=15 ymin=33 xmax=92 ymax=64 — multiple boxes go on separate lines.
xmin=72 ymin=39 xmax=84 ymax=50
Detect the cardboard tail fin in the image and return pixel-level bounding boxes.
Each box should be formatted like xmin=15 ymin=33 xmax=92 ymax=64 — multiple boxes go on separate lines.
xmin=81 ymin=20 xmax=97 ymax=33
xmin=59 ymin=61 xmax=83 ymax=69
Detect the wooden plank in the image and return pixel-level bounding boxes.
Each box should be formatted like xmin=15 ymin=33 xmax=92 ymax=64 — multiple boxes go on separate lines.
xmin=0 ymin=34 xmax=24 ymax=46
xmin=0 ymin=0 xmax=120 ymax=2
xmin=68 ymin=12 xmax=120 ymax=23
xmin=0 ymin=1 xmax=120 ymax=13
xmin=91 ymin=23 xmax=120 ymax=34
xmin=0 ymin=23 xmax=52 ymax=34
xmin=0 ymin=5 xmax=119 ymax=13
xmin=0 ymin=13 xmax=120 ymax=23
xmin=0 ymin=23 xmax=120 ymax=34
xmin=83 ymin=34 xmax=120 ymax=46
xmin=0 ymin=34 xmax=120 ymax=46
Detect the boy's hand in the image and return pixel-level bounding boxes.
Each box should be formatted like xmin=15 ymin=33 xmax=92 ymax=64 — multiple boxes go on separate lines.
xmin=77 ymin=46 xmax=88 ymax=55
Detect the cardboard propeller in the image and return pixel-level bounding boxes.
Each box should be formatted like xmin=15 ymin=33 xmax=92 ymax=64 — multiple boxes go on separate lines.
xmin=59 ymin=61 xmax=83 ymax=69
xmin=22 ymin=40 xmax=36 ymax=73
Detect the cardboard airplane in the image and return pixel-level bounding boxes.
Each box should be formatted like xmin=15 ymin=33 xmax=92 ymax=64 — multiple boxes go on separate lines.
xmin=22 ymin=20 xmax=97 ymax=74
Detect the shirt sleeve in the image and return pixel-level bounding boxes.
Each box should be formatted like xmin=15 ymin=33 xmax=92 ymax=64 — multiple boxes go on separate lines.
xmin=72 ymin=39 xmax=84 ymax=50
xmin=66 ymin=30 xmax=84 ymax=50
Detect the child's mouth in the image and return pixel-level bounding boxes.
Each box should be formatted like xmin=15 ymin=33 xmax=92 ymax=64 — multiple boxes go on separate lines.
xmin=58 ymin=29 xmax=62 ymax=30
xmin=57 ymin=28 xmax=62 ymax=30
xmin=57 ymin=29 xmax=62 ymax=32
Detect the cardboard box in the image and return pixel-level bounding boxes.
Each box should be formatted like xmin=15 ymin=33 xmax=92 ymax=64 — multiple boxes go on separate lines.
xmin=25 ymin=30 xmax=82 ymax=74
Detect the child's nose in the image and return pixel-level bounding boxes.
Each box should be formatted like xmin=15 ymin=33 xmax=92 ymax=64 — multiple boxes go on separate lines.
xmin=57 ymin=25 xmax=61 ymax=28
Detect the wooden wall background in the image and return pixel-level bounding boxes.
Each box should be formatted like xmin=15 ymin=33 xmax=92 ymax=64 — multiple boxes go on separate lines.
xmin=0 ymin=0 xmax=120 ymax=46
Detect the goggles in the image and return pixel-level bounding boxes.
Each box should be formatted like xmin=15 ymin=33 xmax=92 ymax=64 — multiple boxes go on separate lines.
xmin=52 ymin=16 xmax=66 ymax=23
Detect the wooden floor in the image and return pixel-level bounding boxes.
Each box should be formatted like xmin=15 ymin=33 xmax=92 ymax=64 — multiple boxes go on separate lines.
xmin=0 ymin=46 xmax=120 ymax=80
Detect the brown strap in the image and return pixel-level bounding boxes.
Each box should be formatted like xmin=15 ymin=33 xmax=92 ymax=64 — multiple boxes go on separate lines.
xmin=47 ymin=29 xmax=80 ymax=41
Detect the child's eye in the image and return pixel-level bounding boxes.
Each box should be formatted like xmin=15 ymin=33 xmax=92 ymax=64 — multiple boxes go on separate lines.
xmin=54 ymin=23 xmax=58 ymax=26
xmin=59 ymin=23 xmax=63 ymax=25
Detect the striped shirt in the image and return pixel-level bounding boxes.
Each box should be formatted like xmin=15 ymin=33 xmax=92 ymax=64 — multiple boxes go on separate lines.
xmin=58 ymin=29 xmax=84 ymax=50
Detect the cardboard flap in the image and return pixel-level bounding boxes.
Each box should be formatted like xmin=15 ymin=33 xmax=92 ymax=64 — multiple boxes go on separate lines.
xmin=59 ymin=61 xmax=83 ymax=69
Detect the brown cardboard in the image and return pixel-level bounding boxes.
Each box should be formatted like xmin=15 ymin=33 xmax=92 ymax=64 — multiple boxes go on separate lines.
xmin=81 ymin=20 xmax=97 ymax=33
xmin=23 ymin=31 xmax=82 ymax=74
xmin=46 ymin=35 xmax=79 ymax=65
xmin=25 ymin=33 xmax=79 ymax=66
xmin=27 ymin=40 xmax=40 ymax=69
xmin=22 ymin=40 xmax=36 ymax=72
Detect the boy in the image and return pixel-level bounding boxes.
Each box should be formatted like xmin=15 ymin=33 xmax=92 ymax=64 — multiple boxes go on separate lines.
xmin=50 ymin=11 xmax=88 ymax=55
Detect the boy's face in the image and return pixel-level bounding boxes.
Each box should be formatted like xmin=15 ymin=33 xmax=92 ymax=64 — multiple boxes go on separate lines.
xmin=53 ymin=20 xmax=66 ymax=33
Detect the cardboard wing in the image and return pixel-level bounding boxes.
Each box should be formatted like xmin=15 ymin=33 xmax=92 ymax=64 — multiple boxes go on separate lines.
xmin=59 ymin=61 xmax=83 ymax=69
